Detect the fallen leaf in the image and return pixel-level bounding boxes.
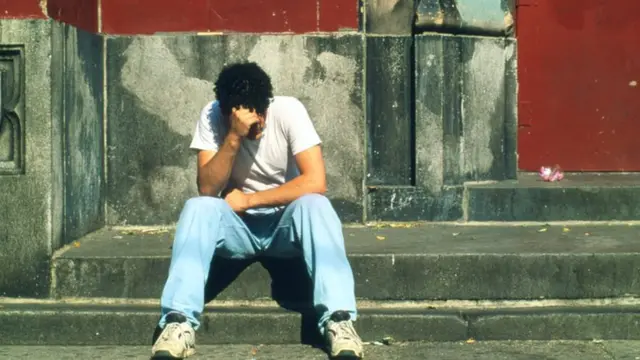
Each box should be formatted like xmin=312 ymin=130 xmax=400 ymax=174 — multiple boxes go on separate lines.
xmin=389 ymin=223 xmax=416 ymax=229
xmin=376 ymin=236 xmax=386 ymax=241
xmin=142 ymin=229 xmax=169 ymax=235
xmin=466 ymin=338 xmax=476 ymax=344
xmin=562 ymin=227 xmax=570 ymax=233
xmin=73 ymin=241 xmax=81 ymax=248
xmin=382 ymin=336 xmax=395 ymax=345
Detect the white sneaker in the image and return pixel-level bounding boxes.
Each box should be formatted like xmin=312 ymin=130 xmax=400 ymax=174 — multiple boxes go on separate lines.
xmin=324 ymin=311 xmax=364 ymax=359
xmin=151 ymin=313 xmax=196 ymax=359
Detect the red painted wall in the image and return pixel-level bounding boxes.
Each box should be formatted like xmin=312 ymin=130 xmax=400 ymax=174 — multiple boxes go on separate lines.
xmin=320 ymin=0 xmax=358 ymax=31
xmin=48 ymin=0 xmax=99 ymax=33
xmin=0 ymin=0 xmax=359 ymax=34
xmin=517 ymin=0 xmax=640 ymax=171
xmin=0 ymin=0 xmax=46 ymax=18
xmin=101 ymin=0 xmax=359 ymax=34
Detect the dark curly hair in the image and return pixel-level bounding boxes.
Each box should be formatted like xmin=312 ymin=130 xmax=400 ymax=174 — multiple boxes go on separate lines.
xmin=213 ymin=62 xmax=274 ymax=117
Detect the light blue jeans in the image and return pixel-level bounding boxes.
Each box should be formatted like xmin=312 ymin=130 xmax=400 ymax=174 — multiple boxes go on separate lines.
xmin=158 ymin=194 xmax=357 ymax=333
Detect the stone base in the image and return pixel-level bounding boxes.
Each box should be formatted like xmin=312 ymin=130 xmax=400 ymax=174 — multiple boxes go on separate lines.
xmin=466 ymin=173 xmax=640 ymax=221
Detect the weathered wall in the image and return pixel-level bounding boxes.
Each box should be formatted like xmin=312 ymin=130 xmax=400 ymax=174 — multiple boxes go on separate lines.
xmin=0 ymin=20 xmax=57 ymax=297
xmin=365 ymin=34 xmax=517 ymax=221
xmin=105 ymin=34 xmax=365 ymax=225
xmin=0 ymin=20 xmax=104 ymax=297
xmin=61 ymin=26 xmax=105 ymax=242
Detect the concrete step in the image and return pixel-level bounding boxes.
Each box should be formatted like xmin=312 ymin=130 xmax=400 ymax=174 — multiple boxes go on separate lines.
xmin=52 ymin=224 xmax=640 ymax=301
xmin=2 ymin=298 xmax=640 ymax=345
xmin=4 ymin=341 xmax=639 ymax=359
xmin=465 ymin=173 xmax=640 ymax=221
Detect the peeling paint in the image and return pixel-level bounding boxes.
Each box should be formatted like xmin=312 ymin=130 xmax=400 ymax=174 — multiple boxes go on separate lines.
xmin=39 ymin=0 xmax=48 ymax=17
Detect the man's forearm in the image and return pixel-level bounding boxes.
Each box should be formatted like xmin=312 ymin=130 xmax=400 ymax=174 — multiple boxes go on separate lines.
xmin=247 ymin=174 xmax=326 ymax=209
xmin=198 ymin=134 xmax=242 ymax=196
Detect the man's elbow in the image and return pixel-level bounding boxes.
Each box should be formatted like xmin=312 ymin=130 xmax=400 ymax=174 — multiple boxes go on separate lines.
xmin=197 ymin=184 xmax=218 ymax=197
xmin=311 ymin=179 xmax=327 ymax=195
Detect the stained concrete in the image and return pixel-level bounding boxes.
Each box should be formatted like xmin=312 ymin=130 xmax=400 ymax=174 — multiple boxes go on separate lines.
xmin=367 ymin=33 xmax=517 ymax=221
xmin=366 ymin=35 xmax=413 ymax=186
xmin=0 ymin=341 xmax=633 ymax=360
xmin=106 ymin=34 xmax=365 ymax=225
xmin=53 ymin=224 xmax=640 ymax=300
xmin=62 ymin=25 xmax=105 ymax=243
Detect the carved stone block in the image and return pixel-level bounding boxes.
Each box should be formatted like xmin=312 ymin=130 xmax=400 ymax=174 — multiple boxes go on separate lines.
xmin=0 ymin=46 xmax=25 ymax=175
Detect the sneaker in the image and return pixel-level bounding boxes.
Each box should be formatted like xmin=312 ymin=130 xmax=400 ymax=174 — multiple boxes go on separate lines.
xmin=151 ymin=312 xmax=196 ymax=359
xmin=324 ymin=311 xmax=364 ymax=359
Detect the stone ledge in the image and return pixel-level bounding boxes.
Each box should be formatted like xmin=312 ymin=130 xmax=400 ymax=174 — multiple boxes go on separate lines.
xmin=53 ymin=224 xmax=640 ymax=300
xmin=466 ymin=173 xmax=640 ymax=221
xmin=2 ymin=300 xmax=640 ymax=345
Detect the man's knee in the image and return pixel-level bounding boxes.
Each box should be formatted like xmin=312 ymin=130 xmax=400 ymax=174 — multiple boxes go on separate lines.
xmin=292 ymin=193 xmax=333 ymax=211
xmin=183 ymin=196 xmax=227 ymax=212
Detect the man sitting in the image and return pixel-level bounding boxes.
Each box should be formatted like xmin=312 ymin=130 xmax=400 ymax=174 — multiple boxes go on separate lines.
xmin=151 ymin=62 xmax=364 ymax=360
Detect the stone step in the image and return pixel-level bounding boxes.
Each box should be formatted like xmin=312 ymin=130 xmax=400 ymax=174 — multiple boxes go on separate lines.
xmin=465 ymin=173 xmax=640 ymax=221
xmin=52 ymin=224 xmax=640 ymax=301
xmin=2 ymin=298 xmax=640 ymax=345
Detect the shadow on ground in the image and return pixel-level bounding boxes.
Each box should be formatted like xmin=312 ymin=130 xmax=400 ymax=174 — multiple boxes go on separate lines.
xmin=153 ymin=256 xmax=323 ymax=347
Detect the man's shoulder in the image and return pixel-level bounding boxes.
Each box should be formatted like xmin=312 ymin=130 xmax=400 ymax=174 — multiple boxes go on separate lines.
xmin=199 ymin=100 xmax=222 ymax=124
xmin=202 ymin=100 xmax=220 ymax=115
xmin=269 ymin=96 xmax=306 ymax=112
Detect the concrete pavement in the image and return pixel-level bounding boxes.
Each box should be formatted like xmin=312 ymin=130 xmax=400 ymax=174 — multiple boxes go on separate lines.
xmin=1 ymin=341 xmax=639 ymax=359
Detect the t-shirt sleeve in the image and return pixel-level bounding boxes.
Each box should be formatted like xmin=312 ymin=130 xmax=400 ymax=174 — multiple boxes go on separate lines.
xmin=282 ymin=98 xmax=322 ymax=155
xmin=190 ymin=101 xmax=224 ymax=152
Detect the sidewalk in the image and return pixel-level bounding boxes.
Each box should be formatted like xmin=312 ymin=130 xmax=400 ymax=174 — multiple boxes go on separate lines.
xmin=1 ymin=341 xmax=638 ymax=359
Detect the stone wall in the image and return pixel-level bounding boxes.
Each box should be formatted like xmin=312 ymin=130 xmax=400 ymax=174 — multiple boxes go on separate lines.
xmin=0 ymin=20 xmax=55 ymax=297
xmin=105 ymin=35 xmax=365 ymax=224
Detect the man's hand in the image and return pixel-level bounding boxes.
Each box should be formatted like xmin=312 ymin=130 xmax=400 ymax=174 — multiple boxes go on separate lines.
xmin=224 ymin=188 xmax=251 ymax=213
xmin=230 ymin=107 xmax=260 ymax=138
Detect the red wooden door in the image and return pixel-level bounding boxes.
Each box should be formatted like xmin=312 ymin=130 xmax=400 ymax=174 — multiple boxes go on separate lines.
xmin=517 ymin=0 xmax=640 ymax=171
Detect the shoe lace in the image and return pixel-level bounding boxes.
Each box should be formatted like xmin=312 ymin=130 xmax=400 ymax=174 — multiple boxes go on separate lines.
xmin=161 ymin=323 xmax=192 ymax=347
xmin=332 ymin=320 xmax=358 ymax=341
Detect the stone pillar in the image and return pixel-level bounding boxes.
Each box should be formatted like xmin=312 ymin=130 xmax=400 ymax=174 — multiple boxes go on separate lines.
xmin=0 ymin=18 xmax=104 ymax=297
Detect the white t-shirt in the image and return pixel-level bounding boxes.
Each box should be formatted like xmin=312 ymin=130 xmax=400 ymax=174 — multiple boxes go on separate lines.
xmin=190 ymin=96 xmax=322 ymax=201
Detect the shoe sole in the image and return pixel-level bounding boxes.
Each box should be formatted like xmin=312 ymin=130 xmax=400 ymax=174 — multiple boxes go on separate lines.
xmin=150 ymin=348 xmax=196 ymax=360
xmin=331 ymin=350 xmax=363 ymax=360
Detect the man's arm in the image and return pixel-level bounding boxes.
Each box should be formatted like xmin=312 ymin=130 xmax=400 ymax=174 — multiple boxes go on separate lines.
xmin=247 ymin=144 xmax=327 ymax=208
xmin=196 ymin=107 xmax=260 ymax=196
xmin=196 ymin=133 xmax=243 ymax=196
